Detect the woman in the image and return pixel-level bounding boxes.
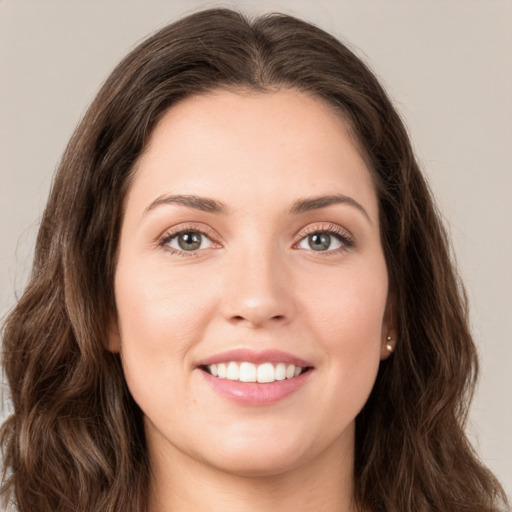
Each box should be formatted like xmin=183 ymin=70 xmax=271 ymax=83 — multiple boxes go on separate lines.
xmin=1 ymin=7 xmax=508 ymax=512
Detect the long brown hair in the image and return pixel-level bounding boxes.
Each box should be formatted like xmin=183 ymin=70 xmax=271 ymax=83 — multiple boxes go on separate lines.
xmin=1 ymin=8 xmax=508 ymax=512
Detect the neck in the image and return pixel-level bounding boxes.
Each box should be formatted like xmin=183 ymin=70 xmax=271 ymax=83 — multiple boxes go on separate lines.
xmin=146 ymin=426 xmax=357 ymax=512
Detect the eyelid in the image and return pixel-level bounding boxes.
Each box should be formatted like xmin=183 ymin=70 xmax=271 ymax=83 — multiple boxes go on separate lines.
xmin=292 ymin=222 xmax=354 ymax=250
xmin=156 ymin=221 xmax=353 ymax=256
xmin=157 ymin=223 xmax=222 ymax=254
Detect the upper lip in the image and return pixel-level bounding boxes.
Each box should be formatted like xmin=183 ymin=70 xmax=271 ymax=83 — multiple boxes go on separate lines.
xmin=196 ymin=348 xmax=313 ymax=368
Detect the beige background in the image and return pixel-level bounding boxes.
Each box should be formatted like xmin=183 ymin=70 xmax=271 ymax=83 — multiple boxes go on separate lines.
xmin=1 ymin=0 xmax=511 ymax=497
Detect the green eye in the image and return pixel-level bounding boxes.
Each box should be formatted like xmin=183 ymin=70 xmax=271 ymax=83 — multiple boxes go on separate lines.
xmin=308 ymin=233 xmax=331 ymax=251
xmin=177 ymin=232 xmax=202 ymax=251
xmin=164 ymin=231 xmax=212 ymax=252
xmin=298 ymin=232 xmax=344 ymax=252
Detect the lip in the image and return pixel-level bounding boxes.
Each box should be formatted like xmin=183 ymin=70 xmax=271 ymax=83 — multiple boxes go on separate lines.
xmin=196 ymin=349 xmax=314 ymax=406
xmin=198 ymin=367 xmax=313 ymax=406
xmin=196 ymin=348 xmax=312 ymax=367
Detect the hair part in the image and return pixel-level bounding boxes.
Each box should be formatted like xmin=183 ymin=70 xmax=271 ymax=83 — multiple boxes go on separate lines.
xmin=1 ymin=8 xmax=508 ymax=512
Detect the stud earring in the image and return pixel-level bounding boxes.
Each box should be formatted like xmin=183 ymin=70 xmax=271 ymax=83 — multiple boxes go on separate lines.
xmin=385 ymin=336 xmax=394 ymax=353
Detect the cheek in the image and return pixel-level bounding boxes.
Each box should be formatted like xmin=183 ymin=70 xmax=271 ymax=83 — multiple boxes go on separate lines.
xmin=301 ymin=258 xmax=388 ymax=342
xmin=115 ymin=259 xmax=216 ymax=344
xmin=113 ymin=261 xmax=218 ymax=396
xmin=299 ymin=259 xmax=388 ymax=396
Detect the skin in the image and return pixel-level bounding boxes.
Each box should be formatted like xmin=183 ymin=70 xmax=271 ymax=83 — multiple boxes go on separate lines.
xmin=110 ymin=88 xmax=395 ymax=512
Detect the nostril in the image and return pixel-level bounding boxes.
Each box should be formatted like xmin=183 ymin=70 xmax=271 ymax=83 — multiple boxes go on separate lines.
xmin=229 ymin=313 xmax=286 ymax=327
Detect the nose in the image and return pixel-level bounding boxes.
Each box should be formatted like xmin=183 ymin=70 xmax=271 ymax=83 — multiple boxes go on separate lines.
xmin=221 ymin=245 xmax=295 ymax=329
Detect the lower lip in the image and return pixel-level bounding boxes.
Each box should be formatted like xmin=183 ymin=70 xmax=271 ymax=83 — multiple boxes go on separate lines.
xmin=198 ymin=369 xmax=313 ymax=406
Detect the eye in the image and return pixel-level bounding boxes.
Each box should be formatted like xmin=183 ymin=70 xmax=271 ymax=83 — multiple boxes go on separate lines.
xmin=161 ymin=229 xmax=214 ymax=253
xmin=294 ymin=224 xmax=354 ymax=253
xmin=297 ymin=232 xmax=343 ymax=251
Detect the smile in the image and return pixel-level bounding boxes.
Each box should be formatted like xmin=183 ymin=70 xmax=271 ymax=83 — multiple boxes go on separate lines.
xmin=204 ymin=362 xmax=306 ymax=383
xmin=197 ymin=349 xmax=314 ymax=405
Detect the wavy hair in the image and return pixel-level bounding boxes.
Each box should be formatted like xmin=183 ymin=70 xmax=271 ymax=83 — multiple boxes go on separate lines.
xmin=1 ymin=8 xmax=508 ymax=512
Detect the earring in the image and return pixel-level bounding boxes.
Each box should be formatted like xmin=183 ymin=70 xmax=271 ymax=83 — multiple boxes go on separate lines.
xmin=385 ymin=336 xmax=394 ymax=353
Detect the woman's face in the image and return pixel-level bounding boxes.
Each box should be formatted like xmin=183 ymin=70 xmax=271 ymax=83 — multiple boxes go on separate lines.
xmin=111 ymin=89 xmax=393 ymax=477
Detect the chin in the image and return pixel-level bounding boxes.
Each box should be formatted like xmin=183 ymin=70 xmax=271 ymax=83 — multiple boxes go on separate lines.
xmin=197 ymin=426 xmax=334 ymax=478
xmin=208 ymin=447 xmax=310 ymax=478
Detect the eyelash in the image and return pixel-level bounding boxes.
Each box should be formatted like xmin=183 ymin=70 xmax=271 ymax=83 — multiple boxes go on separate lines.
xmin=293 ymin=223 xmax=354 ymax=253
xmin=157 ymin=222 xmax=354 ymax=257
xmin=158 ymin=223 xmax=219 ymax=257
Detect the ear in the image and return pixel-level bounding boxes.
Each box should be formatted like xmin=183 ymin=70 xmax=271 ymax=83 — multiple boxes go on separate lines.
xmin=380 ymin=293 xmax=397 ymax=360
xmin=106 ymin=312 xmax=121 ymax=353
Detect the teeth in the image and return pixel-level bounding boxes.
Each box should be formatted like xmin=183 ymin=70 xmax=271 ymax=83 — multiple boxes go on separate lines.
xmin=275 ymin=363 xmax=286 ymax=381
xmin=206 ymin=362 xmax=306 ymax=383
xmin=226 ymin=362 xmax=239 ymax=380
xmin=217 ymin=363 xmax=227 ymax=378
xmin=257 ymin=363 xmax=275 ymax=383
xmin=239 ymin=362 xmax=256 ymax=382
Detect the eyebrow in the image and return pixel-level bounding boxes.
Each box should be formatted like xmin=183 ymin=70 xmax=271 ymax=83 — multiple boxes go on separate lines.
xmin=142 ymin=192 xmax=371 ymax=223
xmin=143 ymin=194 xmax=229 ymax=217
xmin=289 ymin=194 xmax=372 ymax=223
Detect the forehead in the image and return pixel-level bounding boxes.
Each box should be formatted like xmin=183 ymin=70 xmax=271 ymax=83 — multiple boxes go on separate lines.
xmin=127 ymin=88 xmax=377 ymax=220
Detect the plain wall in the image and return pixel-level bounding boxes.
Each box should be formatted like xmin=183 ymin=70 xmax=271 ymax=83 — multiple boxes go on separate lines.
xmin=1 ymin=0 xmax=511 ymax=497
